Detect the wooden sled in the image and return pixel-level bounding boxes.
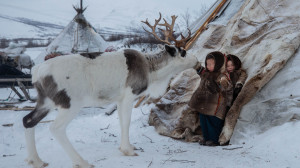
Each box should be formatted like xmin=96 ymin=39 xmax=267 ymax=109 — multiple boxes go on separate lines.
xmin=0 ymin=76 xmax=35 ymax=102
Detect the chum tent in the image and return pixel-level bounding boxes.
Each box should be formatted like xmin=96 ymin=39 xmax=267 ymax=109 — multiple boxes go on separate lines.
xmin=150 ymin=0 xmax=300 ymax=145
xmin=35 ymin=1 xmax=108 ymax=64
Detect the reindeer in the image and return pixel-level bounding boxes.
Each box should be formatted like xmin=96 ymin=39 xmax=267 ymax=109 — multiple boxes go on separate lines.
xmin=22 ymin=13 xmax=196 ymax=168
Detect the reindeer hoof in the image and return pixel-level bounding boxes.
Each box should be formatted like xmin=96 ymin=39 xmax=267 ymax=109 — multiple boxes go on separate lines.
xmin=120 ymin=147 xmax=138 ymax=156
xmin=26 ymin=158 xmax=48 ymax=168
xmin=131 ymin=144 xmax=138 ymax=150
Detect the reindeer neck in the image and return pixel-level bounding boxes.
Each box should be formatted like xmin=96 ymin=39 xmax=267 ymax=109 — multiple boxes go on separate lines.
xmin=145 ymin=50 xmax=170 ymax=72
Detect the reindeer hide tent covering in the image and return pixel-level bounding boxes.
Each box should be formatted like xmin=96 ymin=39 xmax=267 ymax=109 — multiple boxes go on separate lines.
xmin=149 ymin=0 xmax=300 ymax=144
xmin=149 ymin=69 xmax=202 ymax=141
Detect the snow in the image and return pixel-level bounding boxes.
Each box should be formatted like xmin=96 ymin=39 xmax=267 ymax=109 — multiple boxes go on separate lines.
xmin=1 ymin=98 xmax=300 ymax=168
xmin=1 ymin=0 xmax=300 ymax=167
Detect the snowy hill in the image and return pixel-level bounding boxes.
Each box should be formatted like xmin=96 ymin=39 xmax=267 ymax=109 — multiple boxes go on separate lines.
xmin=0 ymin=0 xmax=215 ymax=39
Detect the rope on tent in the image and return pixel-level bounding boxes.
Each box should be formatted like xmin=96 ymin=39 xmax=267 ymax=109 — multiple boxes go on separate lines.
xmin=72 ymin=19 xmax=80 ymax=53
xmin=86 ymin=26 xmax=93 ymax=53
xmin=76 ymin=22 xmax=79 ymax=52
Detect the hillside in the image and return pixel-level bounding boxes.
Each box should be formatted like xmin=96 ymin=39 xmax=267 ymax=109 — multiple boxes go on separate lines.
xmin=0 ymin=0 xmax=214 ymax=39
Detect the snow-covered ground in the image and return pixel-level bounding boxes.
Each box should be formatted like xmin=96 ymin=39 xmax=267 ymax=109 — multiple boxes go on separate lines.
xmin=1 ymin=92 xmax=299 ymax=168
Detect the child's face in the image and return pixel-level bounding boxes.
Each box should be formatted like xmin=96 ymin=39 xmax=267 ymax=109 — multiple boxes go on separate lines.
xmin=206 ymin=59 xmax=215 ymax=72
xmin=226 ymin=60 xmax=235 ymax=73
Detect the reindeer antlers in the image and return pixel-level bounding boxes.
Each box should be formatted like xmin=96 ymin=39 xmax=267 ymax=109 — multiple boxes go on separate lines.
xmin=141 ymin=13 xmax=171 ymax=45
xmin=141 ymin=13 xmax=191 ymax=48
xmin=175 ymin=30 xmax=192 ymax=48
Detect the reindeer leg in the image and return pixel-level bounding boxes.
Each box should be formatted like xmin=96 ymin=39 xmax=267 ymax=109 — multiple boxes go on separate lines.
xmin=117 ymin=89 xmax=137 ymax=156
xmin=25 ymin=127 xmax=49 ymax=168
xmin=50 ymin=107 xmax=94 ymax=168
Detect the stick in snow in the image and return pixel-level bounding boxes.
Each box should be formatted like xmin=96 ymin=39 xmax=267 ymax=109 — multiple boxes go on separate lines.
xmin=2 ymin=120 xmax=53 ymax=127
xmin=142 ymin=134 xmax=154 ymax=143
xmin=134 ymin=95 xmax=146 ymax=108
xmin=222 ymin=146 xmax=243 ymax=150
xmin=3 ymin=154 xmax=16 ymax=157
xmin=147 ymin=159 xmax=153 ymax=168
xmin=100 ymin=124 xmax=110 ymax=130
xmin=104 ymin=104 xmax=117 ymax=116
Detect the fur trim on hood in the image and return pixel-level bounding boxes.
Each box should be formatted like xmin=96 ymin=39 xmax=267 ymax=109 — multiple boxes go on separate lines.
xmin=227 ymin=54 xmax=242 ymax=70
xmin=205 ymin=51 xmax=225 ymax=73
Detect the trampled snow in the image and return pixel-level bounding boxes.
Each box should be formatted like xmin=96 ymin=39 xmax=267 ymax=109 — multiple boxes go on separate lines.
xmin=1 ymin=85 xmax=299 ymax=168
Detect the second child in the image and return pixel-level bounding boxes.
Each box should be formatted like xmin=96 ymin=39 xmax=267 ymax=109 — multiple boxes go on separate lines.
xmin=226 ymin=54 xmax=247 ymax=104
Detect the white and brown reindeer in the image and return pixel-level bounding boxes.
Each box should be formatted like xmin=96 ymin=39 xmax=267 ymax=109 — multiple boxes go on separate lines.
xmin=22 ymin=13 xmax=197 ymax=168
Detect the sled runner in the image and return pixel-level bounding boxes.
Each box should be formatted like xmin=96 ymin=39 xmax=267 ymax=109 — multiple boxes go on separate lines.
xmin=0 ymin=75 xmax=34 ymax=102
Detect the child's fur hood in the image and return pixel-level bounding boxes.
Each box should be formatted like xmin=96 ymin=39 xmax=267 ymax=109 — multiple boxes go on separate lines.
xmin=227 ymin=54 xmax=242 ymax=70
xmin=205 ymin=51 xmax=225 ymax=73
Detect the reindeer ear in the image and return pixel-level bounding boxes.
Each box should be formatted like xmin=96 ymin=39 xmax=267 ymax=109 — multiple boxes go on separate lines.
xmin=165 ymin=45 xmax=176 ymax=57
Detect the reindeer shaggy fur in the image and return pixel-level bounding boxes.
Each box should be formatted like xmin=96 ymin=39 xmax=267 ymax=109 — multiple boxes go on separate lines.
xmin=22 ymin=45 xmax=197 ymax=168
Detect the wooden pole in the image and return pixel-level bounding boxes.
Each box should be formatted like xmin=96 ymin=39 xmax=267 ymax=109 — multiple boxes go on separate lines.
xmin=0 ymin=78 xmax=31 ymax=82
xmin=0 ymin=106 xmax=34 ymax=111
xmin=185 ymin=0 xmax=228 ymax=50
xmin=134 ymin=95 xmax=146 ymax=108
xmin=2 ymin=120 xmax=53 ymax=127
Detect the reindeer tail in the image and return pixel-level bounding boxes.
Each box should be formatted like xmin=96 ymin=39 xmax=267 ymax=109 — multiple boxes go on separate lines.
xmin=23 ymin=108 xmax=50 ymax=128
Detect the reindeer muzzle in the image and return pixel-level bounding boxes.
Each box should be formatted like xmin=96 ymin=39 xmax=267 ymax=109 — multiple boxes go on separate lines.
xmin=181 ymin=50 xmax=186 ymax=57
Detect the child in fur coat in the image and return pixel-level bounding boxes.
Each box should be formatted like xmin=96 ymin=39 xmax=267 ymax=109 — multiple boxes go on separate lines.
xmin=226 ymin=54 xmax=247 ymax=105
xmin=189 ymin=51 xmax=233 ymax=146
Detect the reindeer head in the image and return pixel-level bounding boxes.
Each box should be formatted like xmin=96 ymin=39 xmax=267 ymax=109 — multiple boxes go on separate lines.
xmin=142 ymin=13 xmax=198 ymax=73
xmin=165 ymin=45 xmax=186 ymax=58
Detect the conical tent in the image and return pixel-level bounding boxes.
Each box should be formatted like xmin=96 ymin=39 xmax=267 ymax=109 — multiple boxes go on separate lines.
xmin=35 ymin=5 xmax=108 ymax=64
xmin=150 ymin=0 xmax=300 ymax=145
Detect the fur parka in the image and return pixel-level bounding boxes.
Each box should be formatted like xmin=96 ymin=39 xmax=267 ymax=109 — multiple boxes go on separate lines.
xmin=227 ymin=55 xmax=248 ymax=105
xmin=230 ymin=69 xmax=247 ymax=87
xmin=189 ymin=52 xmax=233 ymax=120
